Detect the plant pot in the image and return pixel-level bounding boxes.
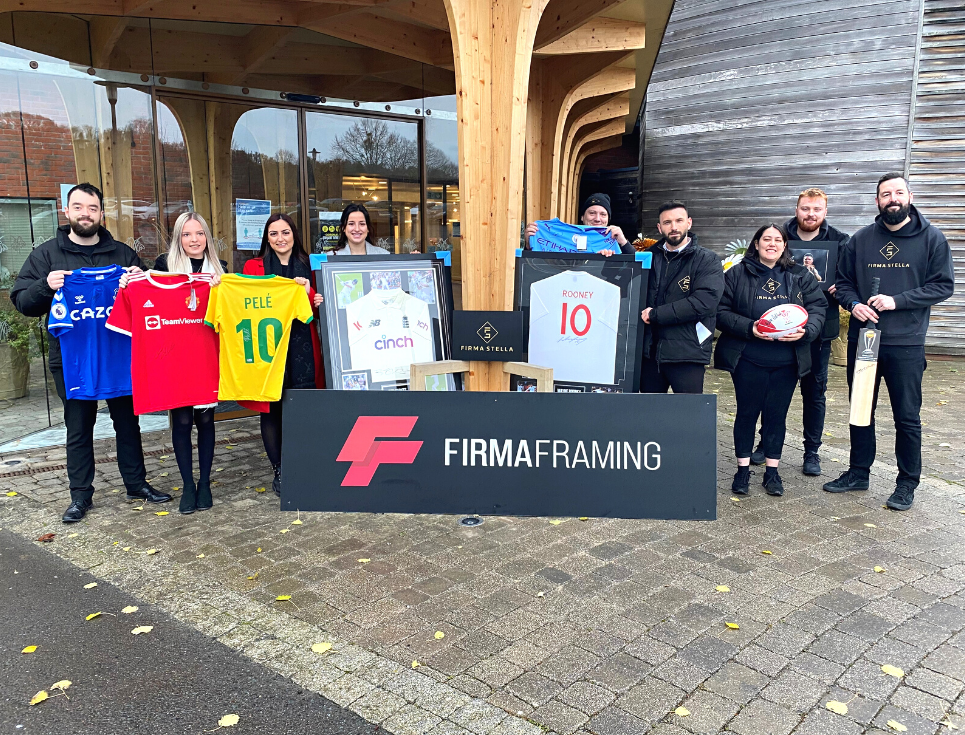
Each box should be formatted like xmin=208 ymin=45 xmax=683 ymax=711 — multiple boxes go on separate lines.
xmin=0 ymin=343 xmax=29 ymax=399
xmin=831 ymin=338 xmax=848 ymax=367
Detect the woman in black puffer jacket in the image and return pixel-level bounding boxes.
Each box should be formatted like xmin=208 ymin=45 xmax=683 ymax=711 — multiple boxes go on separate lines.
xmin=714 ymin=223 xmax=826 ymax=497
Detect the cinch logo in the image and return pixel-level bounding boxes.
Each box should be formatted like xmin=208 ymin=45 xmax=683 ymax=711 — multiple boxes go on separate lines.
xmin=881 ymin=242 xmax=899 ymax=260
xmin=375 ymin=334 xmax=414 ymax=350
xmin=337 ymin=416 xmax=422 ymax=486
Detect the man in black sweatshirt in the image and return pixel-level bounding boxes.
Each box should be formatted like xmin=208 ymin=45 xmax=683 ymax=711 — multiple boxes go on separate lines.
xmin=10 ymin=183 xmax=171 ymax=523
xmin=751 ymin=188 xmax=849 ymax=475
xmin=639 ymin=200 xmax=724 ymax=393
xmin=824 ymin=173 xmax=954 ymax=510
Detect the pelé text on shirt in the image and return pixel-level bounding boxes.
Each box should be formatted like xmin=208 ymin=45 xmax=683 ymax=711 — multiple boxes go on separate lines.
xmin=244 ymin=295 xmax=273 ymax=310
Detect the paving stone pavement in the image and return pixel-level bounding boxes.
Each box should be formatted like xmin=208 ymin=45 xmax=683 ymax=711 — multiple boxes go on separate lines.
xmin=1 ymin=359 xmax=963 ymax=734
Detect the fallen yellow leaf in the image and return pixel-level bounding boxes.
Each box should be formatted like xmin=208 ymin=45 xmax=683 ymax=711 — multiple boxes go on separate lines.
xmin=246 ymin=573 xmax=259 ymax=581
xmin=218 ymin=713 xmax=240 ymax=727
xmin=256 ymin=547 xmax=262 ymax=553
xmin=864 ymin=523 xmax=877 ymax=528
xmin=434 ymin=631 xmax=445 ymax=640
xmin=122 ymin=547 xmax=131 ymax=552
xmin=83 ymin=582 xmax=97 ymax=589
xmin=578 ymin=517 xmax=589 ymax=521
xmin=21 ymin=645 xmax=37 ymax=654
xmin=145 ymin=549 xmax=158 ymax=556
xmin=887 ymin=721 xmax=908 ymax=732
xmin=731 ymin=497 xmax=740 ymax=502
xmin=874 ymin=566 xmax=887 ymax=573
xmin=311 ymin=642 xmax=332 ymax=654
xmin=255 ymin=487 xmax=266 ymax=493
xmin=825 ymin=700 xmax=849 ymax=715
xmin=881 ymin=664 xmax=904 ymax=678
xmin=196 ymin=554 xmax=205 ymax=559
xmin=5 ymin=491 xmax=18 ymax=497
xmin=357 ymin=558 xmax=371 ymax=563
xmin=725 ymin=622 xmax=740 ymax=630
xmin=716 ymin=585 xmax=731 ymax=593
xmin=549 ymin=519 xmax=563 ymax=525
xmin=279 ymin=529 xmax=289 ymax=534
xmin=291 ymin=519 xmax=303 ymax=525
xmin=411 ymin=660 xmax=421 ymax=668
xmin=536 ymin=591 xmax=545 ymax=598
xmin=674 ymin=706 xmax=691 ymax=717
xmin=215 ymin=468 xmax=224 ymax=472
xmin=762 ymin=550 xmax=773 ymax=555
xmin=131 ymin=626 xmax=153 ymax=635
xmin=132 ymin=506 xmax=143 ymax=511
xmin=159 ymin=455 xmax=169 ymax=459
xmin=67 ymin=533 xmax=78 ymax=538
xmin=155 ymin=511 xmax=169 ymax=516
xmin=121 ymin=606 xmax=138 ymax=614
xmin=276 ymin=595 xmax=292 ymax=602
xmin=159 ymin=472 xmax=168 ymax=477
xmin=50 ymin=680 xmax=71 ymax=691
xmin=86 ymin=612 xmax=102 ymax=621
xmin=29 ymin=690 xmax=48 ymax=706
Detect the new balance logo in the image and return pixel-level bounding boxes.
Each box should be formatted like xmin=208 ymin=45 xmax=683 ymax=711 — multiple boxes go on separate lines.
xmin=369 ymin=319 xmax=381 ymax=327
xmin=143 ymin=299 xmax=154 ymax=307
xmin=337 ymin=416 xmax=422 ymax=486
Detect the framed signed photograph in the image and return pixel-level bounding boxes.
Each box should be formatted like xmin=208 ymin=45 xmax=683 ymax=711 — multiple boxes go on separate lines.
xmin=790 ymin=241 xmax=838 ymax=292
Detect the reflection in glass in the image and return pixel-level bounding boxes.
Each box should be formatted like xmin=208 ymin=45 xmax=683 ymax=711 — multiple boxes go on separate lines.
xmin=424 ymin=96 xmax=461 ymax=302
xmin=305 ymin=113 xmax=421 ymax=255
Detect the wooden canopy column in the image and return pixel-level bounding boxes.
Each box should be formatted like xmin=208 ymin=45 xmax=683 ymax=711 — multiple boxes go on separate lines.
xmin=443 ymin=0 xmax=544 ymax=391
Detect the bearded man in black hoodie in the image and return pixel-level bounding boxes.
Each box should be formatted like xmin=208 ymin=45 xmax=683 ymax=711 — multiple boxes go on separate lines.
xmin=824 ymin=173 xmax=954 ymax=510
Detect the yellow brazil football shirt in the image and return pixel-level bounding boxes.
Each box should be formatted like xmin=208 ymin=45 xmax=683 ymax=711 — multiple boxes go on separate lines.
xmin=204 ymin=273 xmax=314 ymax=402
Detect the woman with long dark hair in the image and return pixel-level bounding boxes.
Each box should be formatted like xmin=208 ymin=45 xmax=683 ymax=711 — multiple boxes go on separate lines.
xmin=242 ymin=213 xmax=324 ymax=494
xmin=334 ymin=203 xmax=389 ymax=255
xmin=714 ymin=223 xmax=826 ymax=497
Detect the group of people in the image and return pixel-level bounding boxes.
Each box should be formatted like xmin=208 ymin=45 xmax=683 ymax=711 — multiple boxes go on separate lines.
xmin=551 ymin=176 xmax=952 ymax=510
xmin=10 ymin=185 xmax=386 ymax=522
xmin=9 ymin=172 xmax=955 ymax=524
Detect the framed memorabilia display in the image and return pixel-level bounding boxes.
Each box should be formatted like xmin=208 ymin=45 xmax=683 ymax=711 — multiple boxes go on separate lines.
xmin=788 ymin=240 xmax=838 ymax=292
xmin=311 ymin=253 xmax=460 ymax=391
xmin=512 ymin=250 xmax=650 ymax=393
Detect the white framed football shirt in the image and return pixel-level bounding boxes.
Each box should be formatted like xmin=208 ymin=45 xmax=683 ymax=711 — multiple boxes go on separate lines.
xmin=345 ymin=288 xmax=434 ymax=381
xmin=528 ymin=271 xmax=621 ymax=384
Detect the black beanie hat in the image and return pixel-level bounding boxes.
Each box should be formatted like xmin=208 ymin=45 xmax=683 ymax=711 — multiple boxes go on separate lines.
xmin=580 ymin=193 xmax=611 ymax=222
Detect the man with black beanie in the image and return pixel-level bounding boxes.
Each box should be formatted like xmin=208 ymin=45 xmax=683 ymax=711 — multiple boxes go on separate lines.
xmin=639 ymin=200 xmax=723 ymax=394
xmin=824 ymin=173 xmax=954 ymax=510
xmin=10 ymin=183 xmax=171 ymax=523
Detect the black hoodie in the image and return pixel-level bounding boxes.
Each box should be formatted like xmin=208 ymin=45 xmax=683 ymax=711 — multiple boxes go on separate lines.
xmin=784 ymin=217 xmax=849 ymax=342
xmin=10 ymin=225 xmax=142 ymax=370
xmin=835 ymin=206 xmax=953 ymax=346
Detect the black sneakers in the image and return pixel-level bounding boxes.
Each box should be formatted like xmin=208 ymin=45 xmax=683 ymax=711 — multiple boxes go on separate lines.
xmin=886 ymin=484 xmax=916 ymax=511
xmin=802 ymin=452 xmax=821 ymax=477
xmin=732 ymin=466 xmax=751 ymax=495
xmin=750 ymin=444 xmax=765 ymax=465
xmin=823 ymin=470 xmax=870 ymax=493
xmin=62 ymin=498 xmax=93 ymax=523
xmin=763 ymin=468 xmax=785 ymax=496
xmin=126 ymin=483 xmax=172 ymax=503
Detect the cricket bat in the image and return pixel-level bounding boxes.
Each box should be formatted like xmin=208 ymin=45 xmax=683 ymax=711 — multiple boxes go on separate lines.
xmin=849 ymin=276 xmax=881 ymax=427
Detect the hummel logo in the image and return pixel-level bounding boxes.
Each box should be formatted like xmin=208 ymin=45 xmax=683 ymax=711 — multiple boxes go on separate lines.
xmin=762 ymin=278 xmax=779 ymax=295
xmin=143 ymin=299 xmax=154 ymax=307
xmin=881 ymin=242 xmax=899 ymax=260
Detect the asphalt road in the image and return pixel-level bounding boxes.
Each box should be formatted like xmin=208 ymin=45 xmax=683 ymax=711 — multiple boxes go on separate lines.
xmin=0 ymin=530 xmax=380 ymax=734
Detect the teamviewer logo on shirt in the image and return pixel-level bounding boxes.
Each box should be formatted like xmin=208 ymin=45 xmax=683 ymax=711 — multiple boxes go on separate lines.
xmin=145 ymin=315 xmax=161 ymax=330
xmin=336 ymin=416 xmax=422 ymax=486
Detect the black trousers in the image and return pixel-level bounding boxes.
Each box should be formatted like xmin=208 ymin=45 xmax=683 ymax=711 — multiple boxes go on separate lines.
xmin=800 ymin=338 xmax=832 ymax=453
xmin=732 ymin=358 xmax=798 ymax=460
xmin=846 ymin=341 xmax=925 ymax=487
xmin=639 ymin=357 xmax=706 ymax=394
xmin=53 ymin=369 xmax=146 ymax=503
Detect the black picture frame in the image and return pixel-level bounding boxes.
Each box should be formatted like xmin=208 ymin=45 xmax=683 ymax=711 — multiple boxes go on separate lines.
xmin=512 ymin=250 xmax=650 ymax=393
xmin=789 ymin=240 xmax=838 ymax=292
xmin=310 ymin=252 xmax=460 ymax=390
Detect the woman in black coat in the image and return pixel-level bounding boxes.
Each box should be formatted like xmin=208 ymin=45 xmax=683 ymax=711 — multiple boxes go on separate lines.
xmin=714 ymin=223 xmax=826 ymax=497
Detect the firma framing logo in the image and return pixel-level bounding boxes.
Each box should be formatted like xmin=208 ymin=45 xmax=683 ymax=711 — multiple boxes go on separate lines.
xmin=337 ymin=416 xmax=423 ymax=486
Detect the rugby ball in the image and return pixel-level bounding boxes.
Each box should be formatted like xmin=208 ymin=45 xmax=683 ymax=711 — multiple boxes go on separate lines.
xmin=756 ymin=304 xmax=808 ymax=338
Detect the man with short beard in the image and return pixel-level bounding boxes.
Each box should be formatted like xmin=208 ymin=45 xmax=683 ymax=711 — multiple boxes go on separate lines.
xmin=11 ymin=183 xmax=171 ymax=523
xmin=751 ymin=188 xmax=848 ymax=476
xmin=824 ymin=173 xmax=954 ymax=511
xmin=639 ymin=200 xmax=724 ymax=393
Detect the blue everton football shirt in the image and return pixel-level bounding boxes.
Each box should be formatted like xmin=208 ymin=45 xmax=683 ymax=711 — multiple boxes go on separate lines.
xmin=528 ymin=218 xmax=619 ymax=254
xmin=47 ymin=265 xmax=132 ymax=400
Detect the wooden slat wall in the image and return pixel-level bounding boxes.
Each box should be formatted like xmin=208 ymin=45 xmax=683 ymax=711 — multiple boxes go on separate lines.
xmin=907 ymin=0 xmax=965 ymax=352
xmin=639 ymin=0 xmax=920 ymax=249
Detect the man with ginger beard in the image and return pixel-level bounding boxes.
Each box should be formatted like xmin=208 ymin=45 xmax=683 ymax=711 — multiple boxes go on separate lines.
xmin=638 ymin=200 xmax=724 ymax=394
xmin=750 ymin=188 xmax=848 ymax=476
xmin=11 ymin=183 xmax=170 ymax=523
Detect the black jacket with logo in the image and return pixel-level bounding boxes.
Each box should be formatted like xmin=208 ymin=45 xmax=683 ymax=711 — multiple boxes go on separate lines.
xmin=10 ymin=225 xmax=142 ymax=370
xmin=834 ymin=206 xmax=953 ymax=346
xmin=713 ymin=257 xmax=827 ymax=378
xmin=784 ymin=217 xmax=849 ymax=341
xmin=642 ymin=233 xmax=724 ymax=365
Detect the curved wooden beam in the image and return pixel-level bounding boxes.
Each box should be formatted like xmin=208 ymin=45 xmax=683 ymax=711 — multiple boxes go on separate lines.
xmin=567 ymin=134 xmax=622 ymax=222
xmin=535 ymin=18 xmax=646 ymax=56
xmin=560 ymin=118 xmax=624 ymax=221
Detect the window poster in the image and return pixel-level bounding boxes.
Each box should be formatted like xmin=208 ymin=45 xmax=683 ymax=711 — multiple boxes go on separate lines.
xmin=312 ymin=253 xmax=459 ymax=391
xmin=513 ymin=250 xmax=649 ymax=394
xmin=235 ymin=199 xmax=272 ymax=251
